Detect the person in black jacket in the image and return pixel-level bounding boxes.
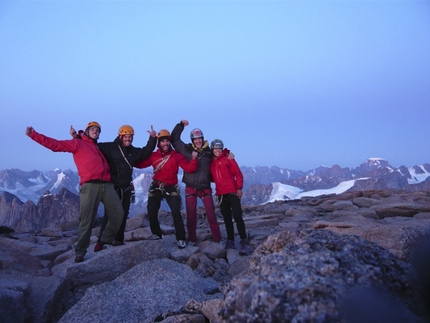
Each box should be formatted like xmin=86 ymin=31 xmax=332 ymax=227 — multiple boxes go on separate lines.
xmin=71 ymin=124 xmax=157 ymax=249
xmin=170 ymin=120 xmax=222 ymax=245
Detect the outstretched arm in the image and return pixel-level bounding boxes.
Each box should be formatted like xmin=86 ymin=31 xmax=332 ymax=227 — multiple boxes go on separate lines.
xmin=26 ymin=127 xmax=77 ymax=153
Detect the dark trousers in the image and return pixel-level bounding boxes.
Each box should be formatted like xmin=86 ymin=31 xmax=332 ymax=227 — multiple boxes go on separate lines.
xmin=147 ymin=184 xmax=186 ymax=241
xmin=219 ymin=193 xmax=247 ymax=241
xmin=99 ymin=186 xmax=131 ymax=242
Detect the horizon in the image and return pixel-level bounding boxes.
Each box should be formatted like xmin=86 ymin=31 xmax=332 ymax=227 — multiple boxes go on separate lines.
xmin=2 ymin=156 xmax=429 ymax=174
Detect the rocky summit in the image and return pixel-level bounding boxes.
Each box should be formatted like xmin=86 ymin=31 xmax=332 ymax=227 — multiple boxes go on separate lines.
xmin=1 ymin=189 xmax=430 ymax=322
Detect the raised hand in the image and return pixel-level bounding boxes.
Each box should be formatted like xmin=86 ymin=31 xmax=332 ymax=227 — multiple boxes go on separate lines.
xmin=148 ymin=125 xmax=156 ymax=137
xmin=70 ymin=125 xmax=77 ymax=137
xmin=25 ymin=126 xmax=34 ymax=136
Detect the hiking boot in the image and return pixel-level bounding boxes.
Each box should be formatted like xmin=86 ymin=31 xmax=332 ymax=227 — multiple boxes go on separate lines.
xmin=177 ymin=240 xmax=186 ymax=249
xmin=112 ymin=240 xmax=125 ymax=246
xmin=225 ymin=240 xmax=236 ymax=250
xmin=74 ymin=255 xmax=84 ymax=263
xmin=94 ymin=242 xmax=104 ymax=252
xmin=239 ymin=239 xmax=249 ymax=256
xmin=149 ymin=234 xmax=162 ymax=240
xmin=187 ymin=241 xmax=196 ymax=247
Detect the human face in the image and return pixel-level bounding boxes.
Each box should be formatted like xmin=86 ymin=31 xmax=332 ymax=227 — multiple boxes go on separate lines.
xmin=193 ymin=137 xmax=203 ymax=149
xmin=159 ymin=139 xmax=170 ymax=153
xmin=213 ymin=148 xmax=222 ymax=157
xmin=120 ymin=134 xmax=133 ymax=147
xmin=88 ymin=126 xmax=100 ymax=140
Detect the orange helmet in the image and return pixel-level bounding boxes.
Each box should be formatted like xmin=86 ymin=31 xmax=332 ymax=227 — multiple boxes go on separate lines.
xmin=85 ymin=121 xmax=101 ymax=132
xmin=157 ymin=129 xmax=171 ymax=140
xmin=118 ymin=125 xmax=134 ymax=136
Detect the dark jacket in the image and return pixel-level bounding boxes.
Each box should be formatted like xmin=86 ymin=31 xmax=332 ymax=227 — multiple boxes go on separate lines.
xmin=98 ymin=135 xmax=156 ymax=188
xmin=171 ymin=122 xmax=213 ymax=190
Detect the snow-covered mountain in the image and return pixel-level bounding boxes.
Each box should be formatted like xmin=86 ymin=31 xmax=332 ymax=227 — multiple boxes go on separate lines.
xmin=1 ymin=158 xmax=430 ymax=209
xmin=241 ymin=158 xmax=430 ymax=204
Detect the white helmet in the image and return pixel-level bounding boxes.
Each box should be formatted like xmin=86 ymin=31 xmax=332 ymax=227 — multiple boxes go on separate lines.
xmin=190 ymin=128 xmax=204 ymax=140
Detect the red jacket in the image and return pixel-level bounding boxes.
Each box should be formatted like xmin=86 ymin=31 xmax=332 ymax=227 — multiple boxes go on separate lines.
xmin=135 ymin=148 xmax=197 ymax=186
xmin=210 ymin=149 xmax=243 ymax=195
xmin=29 ymin=131 xmax=111 ymax=185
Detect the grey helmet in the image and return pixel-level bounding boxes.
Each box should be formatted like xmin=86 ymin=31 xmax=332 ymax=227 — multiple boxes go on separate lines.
xmin=210 ymin=139 xmax=224 ymax=150
xmin=190 ymin=128 xmax=204 ymax=140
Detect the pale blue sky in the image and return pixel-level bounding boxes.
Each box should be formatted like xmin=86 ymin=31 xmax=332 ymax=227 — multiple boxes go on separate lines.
xmin=1 ymin=0 xmax=429 ymax=172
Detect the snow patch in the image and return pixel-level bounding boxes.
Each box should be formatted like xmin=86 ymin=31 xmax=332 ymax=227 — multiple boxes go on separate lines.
xmin=264 ymin=179 xmax=357 ymax=204
xmin=408 ymin=165 xmax=430 ymax=184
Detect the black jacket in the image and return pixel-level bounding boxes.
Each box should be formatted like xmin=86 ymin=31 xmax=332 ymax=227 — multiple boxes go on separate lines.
xmin=98 ymin=135 xmax=156 ymax=188
xmin=171 ymin=122 xmax=212 ymax=190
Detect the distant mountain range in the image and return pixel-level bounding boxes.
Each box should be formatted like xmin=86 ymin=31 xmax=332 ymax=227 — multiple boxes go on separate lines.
xmin=1 ymin=158 xmax=430 ymax=213
xmin=241 ymin=157 xmax=430 ymax=204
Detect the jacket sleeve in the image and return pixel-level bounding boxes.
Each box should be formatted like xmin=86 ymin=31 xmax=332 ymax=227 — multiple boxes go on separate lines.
xmin=229 ymin=158 xmax=244 ymax=190
xmin=29 ymin=131 xmax=77 ymax=153
xmin=170 ymin=122 xmax=189 ymax=157
xmin=134 ymin=135 xmax=157 ymax=164
xmin=97 ymin=142 xmax=110 ymax=157
xmin=135 ymin=154 xmax=153 ymax=169
xmin=177 ymin=153 xmax=198 ymax=173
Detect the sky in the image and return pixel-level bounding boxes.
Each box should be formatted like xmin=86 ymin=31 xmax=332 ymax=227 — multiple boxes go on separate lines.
xmin=1 ymin=0 xmax=430 ymax=172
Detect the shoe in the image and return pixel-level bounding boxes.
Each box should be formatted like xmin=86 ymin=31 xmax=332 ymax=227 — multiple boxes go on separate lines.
xmin=112 ymin=240 xmax=125 ymax=246
xmin=187 ymin=241 xmax=196 ymax=247
xmin=149 ymin=234 xmax=162 ymax=240
xmin=225 ymin=240 xmax=236 ymax=250
xmin=74 ymin=255 xmax=84 ymax=263
xmin=239 ymin=239 xmax=249 ymax=255
xmin=94 ymin=242 xmax=104 ymax=252
xmin=177 ymin=240 xmax=186 ymax=249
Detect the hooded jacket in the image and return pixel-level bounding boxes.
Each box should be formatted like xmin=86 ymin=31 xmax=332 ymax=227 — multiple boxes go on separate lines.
xmin=210 ymin=149 xmax=243 ymax=196
xmin=29 ymin=130 xmax=110 ymax=185
xmin=170 ymin=122 xmax=212 ymax=190
xmin=135 ymin=148 xmax=197 ymax=186
xmin=98 ymin=135 xmax=156 ymax=188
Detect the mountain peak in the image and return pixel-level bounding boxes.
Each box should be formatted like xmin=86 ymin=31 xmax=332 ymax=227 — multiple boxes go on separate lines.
xmin=359 ymin=158 xmax=391 ymax=169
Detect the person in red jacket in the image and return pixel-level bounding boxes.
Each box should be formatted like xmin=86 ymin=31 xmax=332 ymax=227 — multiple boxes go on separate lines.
xmin=70 ymin=124 xmax=157 ymax=249
xmin=135 ymin=129 xmax=198 ymax=248
xmin=25 ymin=122 xmax=124 ymax=263
xmin=210 ymin=139 xmax=248 ymax=255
